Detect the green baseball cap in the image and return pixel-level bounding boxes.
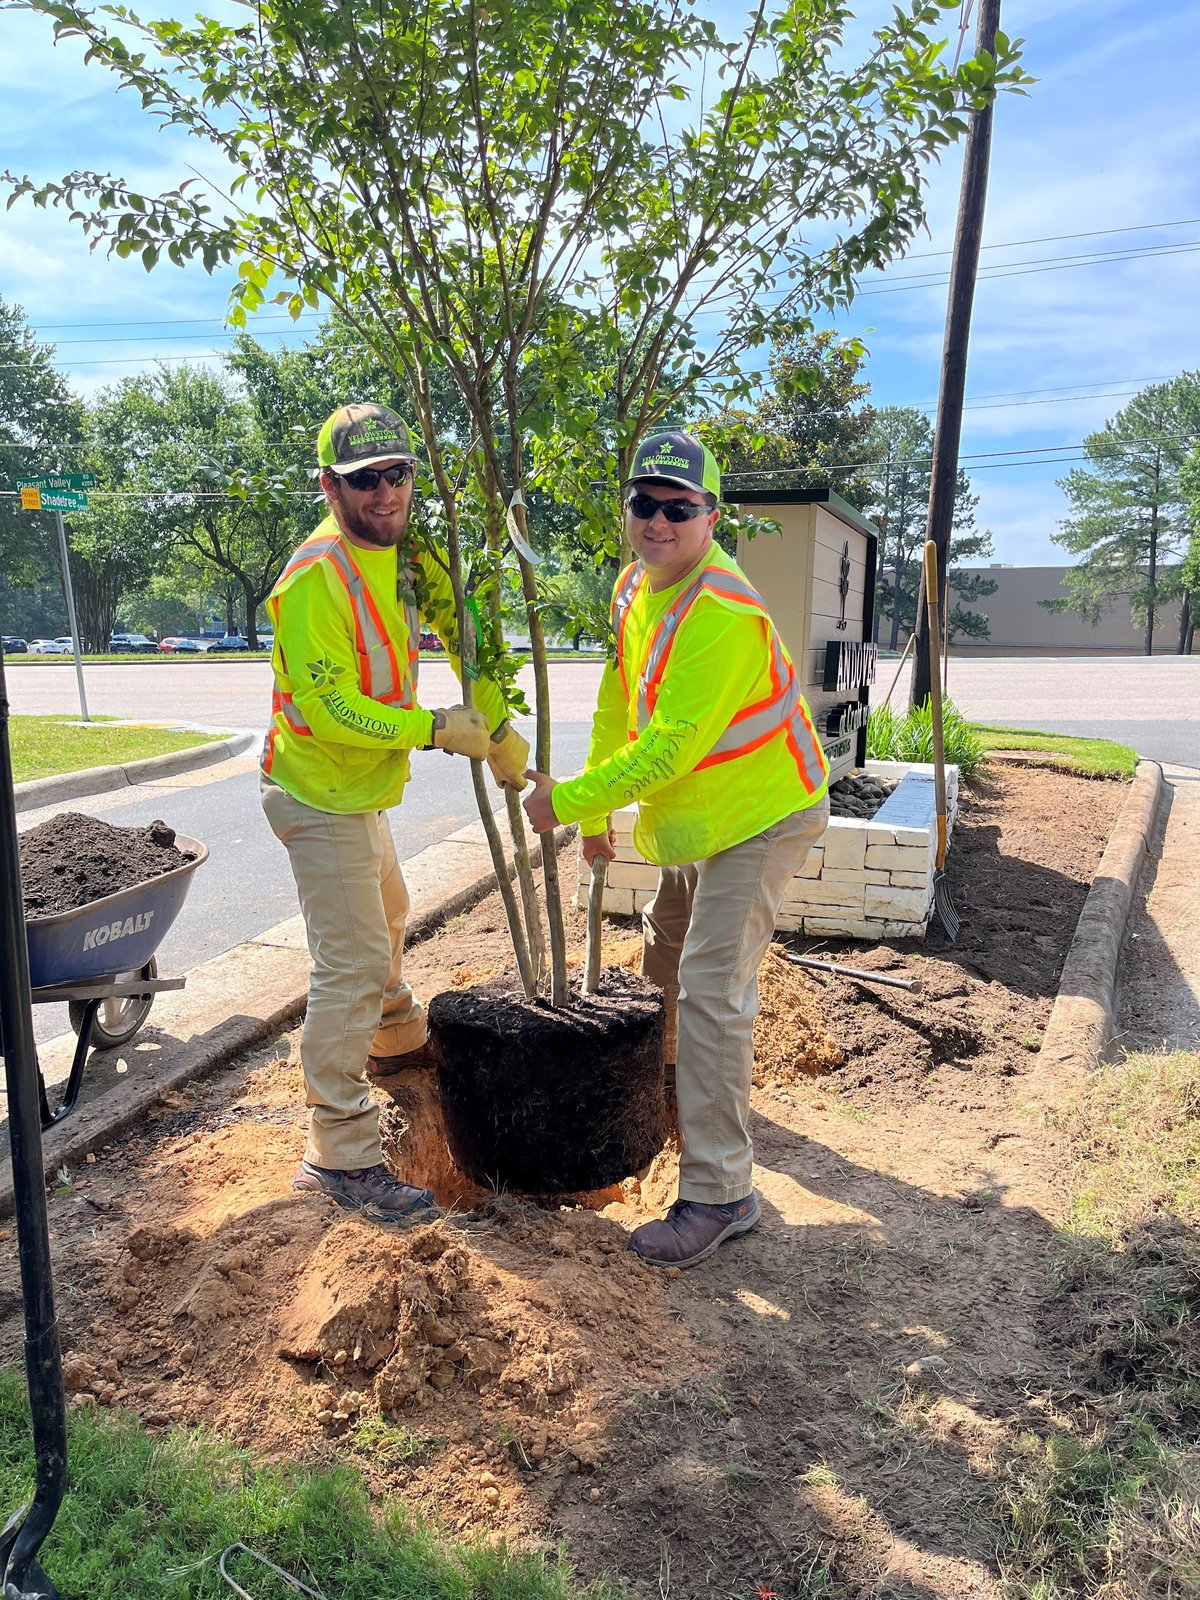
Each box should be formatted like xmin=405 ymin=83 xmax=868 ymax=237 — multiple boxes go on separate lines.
xmin=623 ymin=430 xmax=721 ymax=499
xmin=316 ymin=402 xmax=420 ymax=475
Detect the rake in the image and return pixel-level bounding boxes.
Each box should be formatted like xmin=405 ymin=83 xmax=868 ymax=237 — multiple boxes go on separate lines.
xmin=923 ymin=540 xmax=961 ymax=941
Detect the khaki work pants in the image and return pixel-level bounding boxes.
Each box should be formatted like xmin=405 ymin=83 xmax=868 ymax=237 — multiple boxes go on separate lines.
xmin=642 ymin=799 xmax=829 ymax=1204
xmin=261 ymin=777 xmax=427 ymax=1170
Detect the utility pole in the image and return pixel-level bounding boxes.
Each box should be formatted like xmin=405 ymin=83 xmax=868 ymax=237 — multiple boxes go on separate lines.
xmin=912 ymin=0 xmax=1001 ymax=707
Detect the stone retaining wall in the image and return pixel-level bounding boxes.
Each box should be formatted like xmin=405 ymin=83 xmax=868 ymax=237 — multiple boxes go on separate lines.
xmin=574 ymin=760 xmax=959 ymax=941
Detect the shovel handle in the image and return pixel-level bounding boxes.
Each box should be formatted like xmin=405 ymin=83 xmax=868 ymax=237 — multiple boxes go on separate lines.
xmin=582 ymin=854 xmax=607 ymax=996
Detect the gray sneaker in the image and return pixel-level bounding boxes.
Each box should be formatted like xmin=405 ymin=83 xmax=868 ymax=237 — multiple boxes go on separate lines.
xmin=292 ymin=1160 xmax=437 ymax=1222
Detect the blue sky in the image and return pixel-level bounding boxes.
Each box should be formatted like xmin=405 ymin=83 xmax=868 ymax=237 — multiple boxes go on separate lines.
xmin=3 ymin=0 xmax=1199 ymax=564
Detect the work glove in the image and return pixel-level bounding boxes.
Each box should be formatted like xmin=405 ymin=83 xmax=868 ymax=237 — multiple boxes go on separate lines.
xmin=487 ymin=720 xmax=531 ymax=791
xmin=428 ymin=705 xmax=490 ymax=760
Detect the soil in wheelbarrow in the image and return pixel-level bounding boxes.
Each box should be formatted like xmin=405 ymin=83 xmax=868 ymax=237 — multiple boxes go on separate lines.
xmin=18 ymin=811 xmax=194 ymax=919
xmin=0 ymin=766 xmax=1131 ymax=1600
xmin=429 ymin=968 xmax=666 ymax=1194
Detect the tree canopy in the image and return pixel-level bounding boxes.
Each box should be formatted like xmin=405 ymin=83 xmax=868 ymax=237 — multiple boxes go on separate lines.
xmin=1053 ymin=376 xmax=1200 ymax=654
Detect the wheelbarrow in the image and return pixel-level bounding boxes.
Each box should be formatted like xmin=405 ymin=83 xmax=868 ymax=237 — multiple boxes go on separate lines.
xmin=19 ymin=835 xmax=209 ymax=1128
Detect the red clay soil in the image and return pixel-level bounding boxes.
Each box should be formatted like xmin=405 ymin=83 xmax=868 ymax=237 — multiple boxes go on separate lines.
xmin=0 ymin=767 xmax=1129 ymax=1600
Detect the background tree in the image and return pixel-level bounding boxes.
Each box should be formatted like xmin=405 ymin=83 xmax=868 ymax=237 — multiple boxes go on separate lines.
xmin=6 ymin=0 xmax=1028 ymax=1000
xmin=0 ymin=297 xmax=85 ymax=639
xmin=706 ymin=331 xmax=877 ymax=506
xmin=1053 ymin=375 xmax=1200 ymax=654
xmin=1173 ymin=442 xmax=1200 ymax=654
xmin=859 ymin=406 xmax=990 ymax=646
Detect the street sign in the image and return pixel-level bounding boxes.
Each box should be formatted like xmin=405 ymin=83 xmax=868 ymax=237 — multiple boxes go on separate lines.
xmin=19 ymin=487 xmax=41 ymax=511
xmin=16 ymin=471 xmax=96 ymax=493
xmin=28 ymin=488 xmax=89 ymax=513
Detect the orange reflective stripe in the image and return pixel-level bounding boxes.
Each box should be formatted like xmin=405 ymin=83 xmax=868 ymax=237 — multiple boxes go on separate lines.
xmin=611 ymin=562 xmax=644 ymax=699
xmin=617 ymin=555 xmax=827 ymax=792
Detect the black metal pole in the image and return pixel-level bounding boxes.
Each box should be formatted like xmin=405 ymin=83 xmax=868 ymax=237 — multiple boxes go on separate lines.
xmin=0 ymin=649 xmax=65 ymax=1600
xmin=911 ymin=0 xmax=1000 ymax=707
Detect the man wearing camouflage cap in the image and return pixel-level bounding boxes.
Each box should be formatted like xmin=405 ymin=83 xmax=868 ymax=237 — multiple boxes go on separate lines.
xmin=524 ymin=431 xmax=829 ymax=1268
xmin=262 ymin=402 xmax=529 ymax=1222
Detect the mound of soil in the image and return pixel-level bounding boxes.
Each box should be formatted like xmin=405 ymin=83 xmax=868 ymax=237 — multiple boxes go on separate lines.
xmin=0 ymin=766 xmax=1134 ymax=1600
xmin=19 ymin=811 xmax=191 ymax=919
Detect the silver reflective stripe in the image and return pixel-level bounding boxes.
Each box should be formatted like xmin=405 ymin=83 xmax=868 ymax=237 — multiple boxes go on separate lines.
xmin=611 ymin=564 xmax=642 ymax=636
xmin=277 ymin=696 xmax=308 ymax=731
xmin=323 ymin=542 xmax=401 ymax=701
xmin=706 ymin=676 xmax=801 ymax=756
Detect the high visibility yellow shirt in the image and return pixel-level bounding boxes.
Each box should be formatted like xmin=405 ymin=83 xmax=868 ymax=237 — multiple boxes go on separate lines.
xmin=550 ymin=544 xmax=828 ymax=866
xmin=261 ymin=515 xmax=506 ymax=814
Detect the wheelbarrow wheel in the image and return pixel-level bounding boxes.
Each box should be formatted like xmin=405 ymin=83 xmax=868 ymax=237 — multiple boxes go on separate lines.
xmin=68 ymin=958 xmax=158 ymax=1050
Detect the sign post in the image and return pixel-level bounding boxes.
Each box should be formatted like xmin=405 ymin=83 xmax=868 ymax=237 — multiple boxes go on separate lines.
xmin=15 ymin=477 xmax=91 ymax=723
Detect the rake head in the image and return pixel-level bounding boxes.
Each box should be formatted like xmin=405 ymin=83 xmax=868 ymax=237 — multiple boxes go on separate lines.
xmin=932 ymin=868 xmax=961 ymax=942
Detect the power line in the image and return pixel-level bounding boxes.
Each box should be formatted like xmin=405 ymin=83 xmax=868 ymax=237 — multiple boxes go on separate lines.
xmin=26 ymin=217 xmax=1200 ymax=335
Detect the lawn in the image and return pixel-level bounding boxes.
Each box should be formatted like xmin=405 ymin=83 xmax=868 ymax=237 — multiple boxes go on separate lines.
xmin=10 ymin=716 xmax=224 ymax=783
xmin=975 ymin=725 xmax=1139 ymax=779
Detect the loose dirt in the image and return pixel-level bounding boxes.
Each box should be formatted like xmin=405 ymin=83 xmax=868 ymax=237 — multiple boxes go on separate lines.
xmin=0 ymin=767 xmax=1131 ymax=1599
xmin=18 ymin=812 xmax=192 ymax=918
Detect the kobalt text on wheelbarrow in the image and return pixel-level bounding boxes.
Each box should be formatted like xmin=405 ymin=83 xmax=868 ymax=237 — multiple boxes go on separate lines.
xmin=14 ymin=836 xmax=208 ymax=1127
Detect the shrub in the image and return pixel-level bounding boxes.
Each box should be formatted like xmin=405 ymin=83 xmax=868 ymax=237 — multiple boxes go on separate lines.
xmin=866 ymin=697 xmax=988 ymax=781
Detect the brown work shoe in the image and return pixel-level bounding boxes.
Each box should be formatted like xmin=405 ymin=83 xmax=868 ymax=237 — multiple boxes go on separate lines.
xmin=629 ymin=1193 xmax=761 ymax=1268
xmin=365 ymin=1041 xmax=438 ymax=1079
xmin=292 ymin=1160 xmax=437 ymax=1223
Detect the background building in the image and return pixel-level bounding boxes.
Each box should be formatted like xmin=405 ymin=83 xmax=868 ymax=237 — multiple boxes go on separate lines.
xmin=948 ymin=565 xmax=1186 ymax=655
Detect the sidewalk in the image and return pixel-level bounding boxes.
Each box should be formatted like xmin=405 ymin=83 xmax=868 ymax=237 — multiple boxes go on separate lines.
xmin=1115 ymin=762 xmax=1200 ymax=1055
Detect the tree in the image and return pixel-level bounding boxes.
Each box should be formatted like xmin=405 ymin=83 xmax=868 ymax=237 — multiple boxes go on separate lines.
xmin=87 ymin=364 xmax=309 ymax=647
xmin=1173 ymin=443 xmax=1200 ymax=654
xmin=6 ymin=0 xmax=1028 ymax=1000
xmin=0 ymin=298 xmax=85 ymax=638
xmin=704 ymin=330 xmax=877 ymax=506
xmin=1053 ymin=376 xmax=1200 ymax=655
xmin=859 ymin=406 xmax=989 ymax=647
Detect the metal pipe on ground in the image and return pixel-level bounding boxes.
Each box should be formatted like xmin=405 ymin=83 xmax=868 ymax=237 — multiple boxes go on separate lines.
xmin=785 ymin=952 xmax=924 ymax=993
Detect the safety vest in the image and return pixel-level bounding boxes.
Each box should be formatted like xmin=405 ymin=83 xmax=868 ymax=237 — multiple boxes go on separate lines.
xmin=261 ymin=530 xmax=419 ymax=773
xmin=610 ymin=556 xmax=826 ymax=795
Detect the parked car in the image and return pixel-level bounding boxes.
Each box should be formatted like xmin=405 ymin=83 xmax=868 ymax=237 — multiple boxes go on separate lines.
xmin=28 ymin=639 xmax=71 ymax=655
xmin=158 ymin=636 xmax=204 ymax=653
xmin=419 ymin=630 xmax=442 ymax=651
xmin=108 ymin=632 xmax=158 ymax=654
xmin=1 ymin=636 xmax=28 ymax=654
xmin=206 ymin=634 xmax=250 ymax=652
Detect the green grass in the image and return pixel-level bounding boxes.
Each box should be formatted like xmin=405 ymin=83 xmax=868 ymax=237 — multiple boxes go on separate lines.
xmin=975 ymin=725 xmax=1138 ymax=779
xmin=0 ymin=1372 xmax=617 ymax=1600
xmin=10 ymin=715 xmax=223 ymax=783
xmin=999 ymin=1051 xmax=1200 ymax=1598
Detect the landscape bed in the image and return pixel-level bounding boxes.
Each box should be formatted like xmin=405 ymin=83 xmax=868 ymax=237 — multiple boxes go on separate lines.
xmin=0 ymin=766 xmax=1145 ymax=1599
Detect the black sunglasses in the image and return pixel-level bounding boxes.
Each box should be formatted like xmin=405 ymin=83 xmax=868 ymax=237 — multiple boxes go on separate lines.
xmin=626 ymin=491 xmax=710 ymax=523
xmin=339 ymin=462 xmax=414 ymax=492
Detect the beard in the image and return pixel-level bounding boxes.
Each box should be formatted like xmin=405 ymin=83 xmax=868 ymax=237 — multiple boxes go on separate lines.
xmin=331 ymin=486 xmax=413 ymax=549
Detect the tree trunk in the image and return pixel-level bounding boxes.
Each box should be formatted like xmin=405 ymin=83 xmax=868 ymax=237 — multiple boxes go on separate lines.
xmin=1177 ymin=590 xmax=1192 ymax=655
xmin=241 ymin=580 xmax=260 ymax=649
xmin=1144 ymin=493 xmax=1159 ymax=656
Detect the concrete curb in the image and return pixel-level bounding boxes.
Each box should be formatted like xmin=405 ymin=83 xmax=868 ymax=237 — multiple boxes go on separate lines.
xmin=0 ymin=814 xmax=575 ymax=1218
xmin=14 ymin=730 xmax=258 ymax=814
xmin=1035 ymin=758 xmax=1164 ymax=1082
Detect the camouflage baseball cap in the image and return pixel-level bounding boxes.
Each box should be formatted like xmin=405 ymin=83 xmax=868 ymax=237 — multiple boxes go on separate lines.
xmin=623 ymin=431 xmax=721 ymax=499
xmin=316 ymin=403 xmax=419 ymax=474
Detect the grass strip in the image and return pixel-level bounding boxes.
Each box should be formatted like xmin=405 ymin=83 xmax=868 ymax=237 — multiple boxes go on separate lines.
xmin=0 ymin=1371 xmax=617 ymax=1600
xmin=998 ymin=1050 xmax=1200 ymax=1598
xmin=974 ymin=725 xmax=1138 ymax=779
xmin=11 ymin=715 xmax=223 ymax=783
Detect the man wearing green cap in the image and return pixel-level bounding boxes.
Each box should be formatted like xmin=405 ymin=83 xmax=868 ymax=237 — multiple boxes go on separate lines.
xmin=524 ymin=430 xmax=829 ymax=1267
xmin=262 ymin=402 xmax=530 ymax=1222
